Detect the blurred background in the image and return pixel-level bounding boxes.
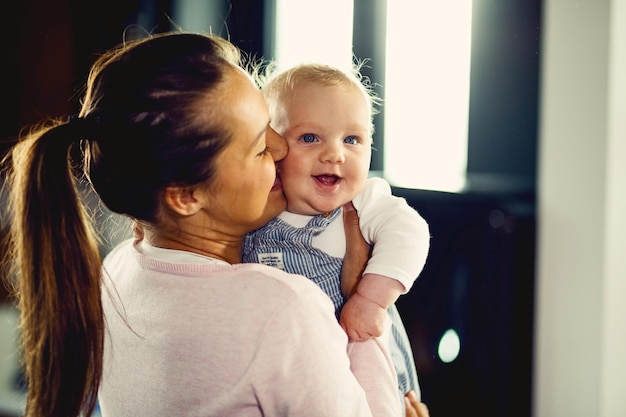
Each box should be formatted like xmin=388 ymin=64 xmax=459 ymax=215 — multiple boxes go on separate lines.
xmin=1 ymin=1 xmax=624 ymax=416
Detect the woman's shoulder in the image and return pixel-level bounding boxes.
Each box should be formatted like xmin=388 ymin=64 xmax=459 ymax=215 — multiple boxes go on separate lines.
xmin=231 ymin=263 xmax=329 ymax=301
xmin=103 ymin=240 xmax=334 ymax=315
xmin=217 ymin=264 xmax=339 ymax=334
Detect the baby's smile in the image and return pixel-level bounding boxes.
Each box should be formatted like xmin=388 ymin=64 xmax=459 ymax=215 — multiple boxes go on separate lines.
xmin=314 ymin=174 xmax=342 ymax=185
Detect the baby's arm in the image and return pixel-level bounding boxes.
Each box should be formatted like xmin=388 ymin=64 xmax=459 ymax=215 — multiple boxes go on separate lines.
xmin=340 ymin=274 xmax=404 ymax=341
xmin=341 ymin=177 xmax=430 ymax=341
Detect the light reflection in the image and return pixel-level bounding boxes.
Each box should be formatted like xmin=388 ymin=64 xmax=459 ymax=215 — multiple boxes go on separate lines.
xmin=438 ymin=328 xmax=461 ymax=363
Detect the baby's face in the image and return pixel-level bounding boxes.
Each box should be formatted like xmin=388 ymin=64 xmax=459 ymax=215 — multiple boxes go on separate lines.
xmin=272 ymin=82 xmax=372 ymax=216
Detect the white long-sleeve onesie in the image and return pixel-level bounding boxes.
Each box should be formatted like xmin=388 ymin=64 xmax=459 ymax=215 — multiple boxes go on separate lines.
xmin=278 ymin=177 xmax=430 ymax=292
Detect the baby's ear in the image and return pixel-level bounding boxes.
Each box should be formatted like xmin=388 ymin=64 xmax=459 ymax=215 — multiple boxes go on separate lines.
xmin=163 ymin=186 xmax=203 ymax=216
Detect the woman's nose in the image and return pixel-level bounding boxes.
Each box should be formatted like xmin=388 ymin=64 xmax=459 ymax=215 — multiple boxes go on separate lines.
xmin=268 ymin=127 xmax=288 ymax=161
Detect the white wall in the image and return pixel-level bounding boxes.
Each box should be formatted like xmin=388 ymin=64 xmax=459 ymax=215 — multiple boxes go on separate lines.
xmin=535 ymin=1 xmax=626 ymax=416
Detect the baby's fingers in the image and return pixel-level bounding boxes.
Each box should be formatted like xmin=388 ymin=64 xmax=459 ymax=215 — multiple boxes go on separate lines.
xmin=343 ymin=325 xmax=370 ymax=342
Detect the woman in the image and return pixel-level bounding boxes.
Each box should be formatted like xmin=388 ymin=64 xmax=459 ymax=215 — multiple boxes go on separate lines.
xmin=4 ymin=32 xmax=428 ymax=417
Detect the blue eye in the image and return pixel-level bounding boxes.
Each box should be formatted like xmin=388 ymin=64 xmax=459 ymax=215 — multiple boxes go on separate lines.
xmin=344 ymin=136 xmax=358 ymax=145
xmin=300 ymin=133 xmax=317 ymax=143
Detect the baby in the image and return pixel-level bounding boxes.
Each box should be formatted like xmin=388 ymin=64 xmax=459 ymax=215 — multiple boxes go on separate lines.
xmin=243 ymin=63 xmax=430 ymax=412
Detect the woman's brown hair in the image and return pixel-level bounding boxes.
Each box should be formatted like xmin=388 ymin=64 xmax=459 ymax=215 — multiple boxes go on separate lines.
xmin=3 ymin=32 xmax=241 ymax=417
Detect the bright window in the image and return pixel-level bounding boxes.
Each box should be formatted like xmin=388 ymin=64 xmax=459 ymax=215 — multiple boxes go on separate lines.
xmin=273 ymin=0 xmax=353 ymax=71
xmin=384 ymin=1 xmax=473 ymax=192
xmin=272 ymin=1 xmax=473 ymax=192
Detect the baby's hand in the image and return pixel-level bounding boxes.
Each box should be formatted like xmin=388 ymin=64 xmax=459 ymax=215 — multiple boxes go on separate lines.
xmin=339 ymin=293 xmax=387 ymax=341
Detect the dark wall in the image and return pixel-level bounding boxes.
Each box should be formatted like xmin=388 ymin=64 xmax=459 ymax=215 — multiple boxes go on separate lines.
xmin=395 ymin=187 xmax=536 ymax=417
xmin=467 ymin=0 xmax=541 ymax=189
xmin=0 ymin=0 xmax=265 ymax=158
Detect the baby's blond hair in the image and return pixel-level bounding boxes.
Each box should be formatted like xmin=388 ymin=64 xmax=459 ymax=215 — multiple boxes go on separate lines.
xmin=259 ymin=61 xmax=381 ymax=135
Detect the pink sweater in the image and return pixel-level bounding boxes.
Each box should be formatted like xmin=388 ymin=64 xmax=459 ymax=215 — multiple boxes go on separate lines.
xmin=98 ymin=239 xmax=399 ymax=416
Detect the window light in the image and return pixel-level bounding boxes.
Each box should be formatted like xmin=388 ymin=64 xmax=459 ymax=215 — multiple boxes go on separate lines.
xmin=384 ymin=1 xmax=473 ymax=192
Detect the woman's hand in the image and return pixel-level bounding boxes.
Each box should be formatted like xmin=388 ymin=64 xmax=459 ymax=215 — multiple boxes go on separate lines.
xmin=341 ymin=202 xmax=371 ymax=298
xmin=405 ymin=391 xmax=430 ymax=417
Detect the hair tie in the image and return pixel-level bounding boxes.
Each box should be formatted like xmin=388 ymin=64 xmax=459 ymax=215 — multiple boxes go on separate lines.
xmin=67 ymin=114 xmax=102 ymax=124
xmin=66 ymin=113 xmax=101 ymax=143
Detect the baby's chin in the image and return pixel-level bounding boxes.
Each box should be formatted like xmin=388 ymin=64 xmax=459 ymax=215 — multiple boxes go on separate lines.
xmin=287 ymin=199 xmax=352 ymax=217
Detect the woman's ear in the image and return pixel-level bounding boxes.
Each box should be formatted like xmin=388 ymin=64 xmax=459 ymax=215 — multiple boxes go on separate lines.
xmin=163 ymin=186 xmax=203 ymax=216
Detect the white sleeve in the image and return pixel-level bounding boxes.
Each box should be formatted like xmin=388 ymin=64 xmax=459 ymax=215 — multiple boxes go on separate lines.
xmin=250 ymin=287 xmax=374 ymax=417
xmin=352 ymin=177 xmax=430 ymax=292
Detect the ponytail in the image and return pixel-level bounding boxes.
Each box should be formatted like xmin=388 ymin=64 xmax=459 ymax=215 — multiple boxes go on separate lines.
xmin=3 ymin=31 xmax=242 ymax=417
xmin=6 ymin=120 xmax=104 ymax=417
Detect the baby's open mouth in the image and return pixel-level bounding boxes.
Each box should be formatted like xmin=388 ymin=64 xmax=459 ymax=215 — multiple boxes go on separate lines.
xmin=314 ymin=175 xmax=341 ymax=185
xmin=271 ymin=175 xmax=282 ymax=191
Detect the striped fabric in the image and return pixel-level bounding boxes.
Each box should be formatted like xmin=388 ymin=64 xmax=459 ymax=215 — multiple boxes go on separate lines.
xmin=243 ymin=209 xmax=420 ymax=397
xmin=244 ymin=209 xmax=346 ymax=315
